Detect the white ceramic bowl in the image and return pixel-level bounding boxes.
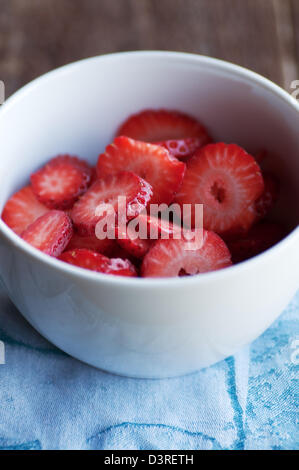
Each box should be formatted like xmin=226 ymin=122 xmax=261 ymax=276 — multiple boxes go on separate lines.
xmin=0 ymin=51 xmax=298 ymax=378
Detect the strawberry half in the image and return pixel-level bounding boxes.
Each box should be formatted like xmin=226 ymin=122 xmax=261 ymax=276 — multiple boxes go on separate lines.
xmin=254 ymin=172 xmax=279 ymax=221
xmin=97 ymin=136 xmax=186 ymax=205
xmin=65 ymin=232 xmax=116 ymax=256
xmin=71 ymin=171 xmax=153 ymax=236
xmin=175 ymin=143 xmax=264 ymax=235
xmin=21 ymin=210 xmax=73 ymax=257
xmin=1 ymin=185 xmax=49 ymax=235
xmin=117 ymin=109 xmax=211 ymax=143
xmin=141 ymin=229 xmax=232 ymax=278
xmin=59 ymin=249 xmax=137 ymax=277
xmin=154 ymin=137 xmax=210 ymax=161
xmin=227 ymin=222 xmax=285 ymax=264
xmin=31 ymin=155 xmax=92 ymax=210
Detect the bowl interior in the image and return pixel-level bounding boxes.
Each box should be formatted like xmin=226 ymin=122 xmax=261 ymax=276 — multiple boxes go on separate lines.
xmin=0 ymin=52 xmax=298 ymax=231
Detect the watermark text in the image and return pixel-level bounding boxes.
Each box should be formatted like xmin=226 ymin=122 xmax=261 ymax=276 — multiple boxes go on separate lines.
xmin=94 ymin=199 xmax=204 ymax=251
xmin=0 ymin=81 xmax=4 ymax=105
xmin=0 ymin=340 xmax=5 ymax=364
xmin=290 ymin=80 xmax=299 ymax=100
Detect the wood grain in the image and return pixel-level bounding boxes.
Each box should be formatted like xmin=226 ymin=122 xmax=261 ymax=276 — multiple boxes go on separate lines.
xmin=0 ymin=0 xmax=298 ymax=97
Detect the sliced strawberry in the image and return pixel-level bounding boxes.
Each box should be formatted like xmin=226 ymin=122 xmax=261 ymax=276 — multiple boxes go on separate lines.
xmin=154 ymin=137 xmax=210 ymax=161
xmin=71 ymin=171 xmax=153 ymax=236
xmin=90 ymin=166 xmax=98 ymax=185
xmin=105 ymin=257 xmax=137 ymax=277
xmin=107 ymin=242 xmax=140 ymax=264
xmin=227 ymin=222 xmax=285 ymax=264
xmin=140 ymin=213 xmax=182 ymax=239
xmin=97 ymin=136 xmax=185 ymax=205
xmin=59 ymin=249 xmax=137 ymax=277
xmin=116 ymin=222 xmax=153 ymax=259
xmin=59 ymin=248 xmax=109 ymax=271
xmin=31 ymin=155 xmax=92 ymax=210
xmin=142 ymin=229 xmax=232 ymax=278
xmin=116 ymin=213 xmax=183 ymax=258
xmin=1 ymin=185 xmax=49 ymax=235
xmin=65 ymin=232 xmax=115 ymax=256
xmin=175 ymin=143 xmax=264 ymax=235
xmin=21 ymin=210 xmax=73 ymax=257
xmin=254 ymin=172 xmax=279 ymax=220
xmin=117 ymin=109 xmax=211 ymax=143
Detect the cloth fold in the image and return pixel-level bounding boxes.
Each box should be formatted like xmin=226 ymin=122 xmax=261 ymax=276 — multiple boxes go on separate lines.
xmin=0 ymin=284 xmax=298 ymax=450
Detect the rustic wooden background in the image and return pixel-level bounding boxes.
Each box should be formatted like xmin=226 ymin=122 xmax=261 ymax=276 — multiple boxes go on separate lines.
xmin=0 ymin=0 xmax=298 ymax=97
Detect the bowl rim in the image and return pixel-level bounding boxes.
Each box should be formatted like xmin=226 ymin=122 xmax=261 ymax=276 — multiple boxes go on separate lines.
xmin=0 ymin=50 xmax=298 ymax=288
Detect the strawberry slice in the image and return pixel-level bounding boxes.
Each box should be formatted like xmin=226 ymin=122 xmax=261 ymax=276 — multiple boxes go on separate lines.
xmin=1 ymin=185 xmax=49 ymax=235
xmin=59 ymin=249 xmax=137 ymax=277
xmin=140 ymin=213 xmax=182 ymax=239
xmin=117 ymin=109 xmax=211 ymax=143
xmin=116 ymin=213 xmax=183 ymax=258
xmin=141 ymin=229 xmax=232 ymax=278
xmin=71 ymin=171 xmax=153 ymax=236
xmin=21 ymin=210 xmax=73 ymax=257
xmin=227 ymin=222 xmax=285 ymax=263
xmin=154 ymin=137 xmax=210 ymax=161
xmin=31 ymin=155 xmax=92 ymax=210
xmin=90 ymin=166 xmax=98 ymax=185
xmin=65 ymin=232 xmax=115 ymax=256
xmin=116 ymin=222 xmax=153 ymax=259
xmin=175 ymin=143 xmax=264 ymax=235
xmin=254 ymin=172 xmax=279 ymax=220
xmin=97 ymin=136 xmax=186 ymax=205
xmin=105 ymin=257 xmax=137 ymax=277
xmin=107 ymin=242 xmax=139 ymax=264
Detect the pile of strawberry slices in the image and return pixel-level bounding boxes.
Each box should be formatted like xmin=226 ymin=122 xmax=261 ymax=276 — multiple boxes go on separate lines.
xmin=1 ymin=109 xmax=285 ymax=278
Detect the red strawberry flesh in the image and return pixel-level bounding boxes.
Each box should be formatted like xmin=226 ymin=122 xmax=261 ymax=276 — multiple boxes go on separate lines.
xmin=140 ymin=213 xmax=182 ymax=239
xmin=1 ymin=185 xmax=49 ymax=235
xmin=97 ymin=136 xmax=186 ymax=205
xmin=117 ymin=109 xmax=211 ymax=143
xmin=65 ymin=232 xmax=116 ymax=256
xmin=116 ymin=212 xmax=183 ymax=258
xmin=116 ymin=221 xmax=153 ymax=259
xmin=59 ymin=248 xmax=137 ymax=277
xmin=71 ymin=171 xmax=153 ymax=236
xmin=31 ymin=155 xmax=92 ymax=210
xmin=154 ymin=137 xmax=210 ymax=161
xmin=142 ymin=229 xmax=232 ymax=277
xmin=175 ymin=143 xmax=264 ymax=234
xmin=21 ymin=210 xmax=73 ymax=257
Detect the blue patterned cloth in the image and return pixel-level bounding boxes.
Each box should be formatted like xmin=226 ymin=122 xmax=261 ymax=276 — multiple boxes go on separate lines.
xmin=0 ymin=283 xmax=298 ymax=450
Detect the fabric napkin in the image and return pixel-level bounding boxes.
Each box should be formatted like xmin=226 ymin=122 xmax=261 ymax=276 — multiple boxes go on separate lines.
xmin=0 ymin=282 xmax=298 ymax=451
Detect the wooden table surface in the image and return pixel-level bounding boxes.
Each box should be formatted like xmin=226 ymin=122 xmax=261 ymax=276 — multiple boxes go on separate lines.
xmin=0 ymin=0 xmax=298 ymax=97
